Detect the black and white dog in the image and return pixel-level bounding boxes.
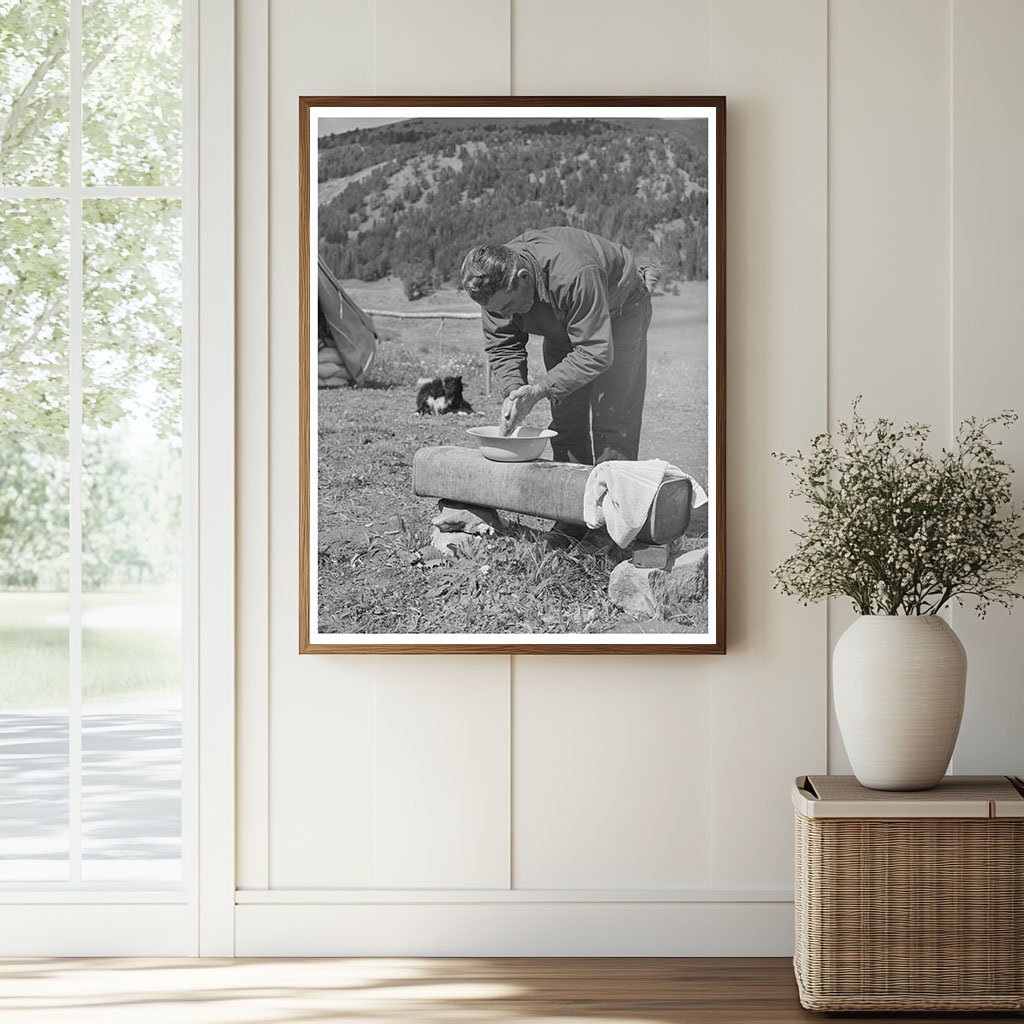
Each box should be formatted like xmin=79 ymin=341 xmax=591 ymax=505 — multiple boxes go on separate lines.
xmin=415 ymin=375 xmax=474 ymax=416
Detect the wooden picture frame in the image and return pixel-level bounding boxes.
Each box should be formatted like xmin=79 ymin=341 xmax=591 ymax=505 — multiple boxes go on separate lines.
xmin=300 ymin=96 xmax=725 ymax=653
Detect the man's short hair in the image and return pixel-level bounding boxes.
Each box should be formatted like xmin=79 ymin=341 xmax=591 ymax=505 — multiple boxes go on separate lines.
xmin=460 ymin=244 xmax=518 ymax=304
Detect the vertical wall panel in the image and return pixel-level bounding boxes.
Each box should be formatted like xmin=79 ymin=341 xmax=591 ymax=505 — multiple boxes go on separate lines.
xmin=950 ymin=0 xmax=1024 ymax=777
xmin=369 ymin=3 xmax=515 ymax=889
xmin=828 ymin=0 xmax=951 ymax=423
xmin=827 ymin=0 xmax=951 ymax=773
xmin=236 ymin=0 xmax=270 ymax=892
xmin=509 ymin=0 xmax=719 ymax=894
xmin=265 ymin=0 xmax=515 ymax=890
xmin=512 ymin=0 xmax=712 ymax=95
xmin=369 ymin=0 xmax=514 ymax=889
xmin=709 ymin=0 xmax=828 ymax=888
xmin=513 ymin=658 xmax=713 ymax=889
xmin=375 ymin=662 xmax=511 ymax=888
xmin=266 ymin=0 xmax=378 ymax=887
xmin=270 ymin=670 xmax=378 ymax=886
xmin=197 ymin=0 xmax=237 ymax=956
xmin=375 ymin=0 xmax=510 ymax=94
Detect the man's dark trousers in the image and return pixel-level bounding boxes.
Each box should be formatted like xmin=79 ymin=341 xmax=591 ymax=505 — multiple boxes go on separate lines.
xmin=543 ymin=287 xmax=651 ymax=465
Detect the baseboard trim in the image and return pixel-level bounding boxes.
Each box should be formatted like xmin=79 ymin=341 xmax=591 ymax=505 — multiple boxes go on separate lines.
xmin=236 ymin=887 xmax=792 ymax=904
xmin=235 ymin=900 xmax=795 ymax=956
xmin=0 ymin=904 xmax=196 ymax=956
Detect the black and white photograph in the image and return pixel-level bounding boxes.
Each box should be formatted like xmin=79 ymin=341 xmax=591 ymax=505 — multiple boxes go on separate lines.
xmin=300 ymin=99 xmax=725 ymax=653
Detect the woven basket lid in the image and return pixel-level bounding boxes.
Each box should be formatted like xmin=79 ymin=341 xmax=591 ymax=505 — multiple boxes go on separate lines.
xmin=793 ymin=774 xmax=1024 ymax=819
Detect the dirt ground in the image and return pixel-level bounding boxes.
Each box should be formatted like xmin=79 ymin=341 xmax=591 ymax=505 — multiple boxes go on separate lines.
xmin=315 ymin=278 xmax=710 ymax=636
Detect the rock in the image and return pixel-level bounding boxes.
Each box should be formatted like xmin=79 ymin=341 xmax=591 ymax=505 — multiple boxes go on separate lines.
xmin=380 ymin=515 xmax=405 ymax=535
xmin=318 ymin=524 xmax=370 ymax=553
xmin=432 ymin=501 xmax=507 ymax=535
xmin=608 ymin=562 xmax=660 ymax=618
xmin=608 ymin=545 xmax=709 ymax=618
xmin=416 ymin=544 xmax=450 ymax=567
xmin=430 ymin=527 xmax=477 ymax=554
xmin=661 ymin=546 xmax=709 ymax=603
xmin=632 ymin=544 xmax=670 ymax=569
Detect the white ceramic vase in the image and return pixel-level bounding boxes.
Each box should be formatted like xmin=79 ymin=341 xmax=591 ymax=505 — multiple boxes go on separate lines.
xmin=833 ymin=615 xmax=967 ymax=791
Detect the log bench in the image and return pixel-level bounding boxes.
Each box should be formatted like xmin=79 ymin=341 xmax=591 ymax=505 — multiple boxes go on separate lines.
xmin=412 ymin=446 xmax=692 ymax=545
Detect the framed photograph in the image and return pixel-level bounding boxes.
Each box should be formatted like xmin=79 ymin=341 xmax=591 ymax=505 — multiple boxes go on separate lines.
xmin=300 ymin=96 xmax=725 ymax=654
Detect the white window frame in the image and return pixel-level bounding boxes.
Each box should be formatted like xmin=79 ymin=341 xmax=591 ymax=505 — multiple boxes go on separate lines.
xmin=0 ymin=0 xmax=235 ymax=956
xmin=195 ymin=0 xmax=236 ymax=958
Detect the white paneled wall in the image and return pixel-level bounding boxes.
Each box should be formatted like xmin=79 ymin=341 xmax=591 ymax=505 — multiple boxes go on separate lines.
xmin=270 ymin=668 xmax=377 ymax=886
xmin=948 ymin=0 xmax=1024 ymax=777
xmin=511 ymin=0 xmax=712 ymax=94
xmin=263 ymin=0 xmax=378 ymax=892
xmin=706 ymin=0 xmax=828 ymax=890
xmin=236 ymin=0 xmax=271 ymax=893
xmin=373 ymin=662 xmax=510 ymax=888
xmin=827 ymin=0 xmax=1024 ymax=780
xmin=829 ymin=0 xmax=951 ymax=427
xmin=826 ymin=0 xmax=953 ymax=773
xmin=513 ymin=657 xmax=713 ymax=889
xmin=375 ymin=0 xmax=509 ymax=94
xmin=234 ymin=0 xmax=1024 ymax=954
xmin=261 ymin=0 xmax=516 ymax=899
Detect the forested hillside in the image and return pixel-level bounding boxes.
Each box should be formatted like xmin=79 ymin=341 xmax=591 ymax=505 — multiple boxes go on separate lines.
xmin=317 ymin=117 xmax=709 ymax=298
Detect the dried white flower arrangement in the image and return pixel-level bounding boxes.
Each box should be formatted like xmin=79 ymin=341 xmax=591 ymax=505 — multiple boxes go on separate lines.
xmin=772 ymin=400 xmax=1024 ymax=616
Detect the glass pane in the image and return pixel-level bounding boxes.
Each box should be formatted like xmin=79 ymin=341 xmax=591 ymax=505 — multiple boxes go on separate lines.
xmin=81 ymin=198 xmax=181 ymax=884
xmin=82 ymin=0 xmax=181 ymax=186
xmin=0 ymin=199 xmax=70 ymax=880
xmin=0 ymin=0 xmax=70 ymax=186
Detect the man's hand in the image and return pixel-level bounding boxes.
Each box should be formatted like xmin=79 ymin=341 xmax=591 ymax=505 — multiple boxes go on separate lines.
xmin=500 ymin=383 xmax=548 ymax=436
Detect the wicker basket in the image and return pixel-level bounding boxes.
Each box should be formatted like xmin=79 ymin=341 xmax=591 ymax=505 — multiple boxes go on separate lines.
xmin=793 ymin=775 xmax=1024 ymax=1012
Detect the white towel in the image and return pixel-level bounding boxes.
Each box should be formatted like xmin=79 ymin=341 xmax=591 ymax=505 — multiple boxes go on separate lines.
xmin=583 ymin=459 xmax=709 ymax=548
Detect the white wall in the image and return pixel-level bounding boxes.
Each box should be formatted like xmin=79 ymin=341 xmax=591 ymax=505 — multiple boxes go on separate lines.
xmin=233 ymin=0 xmax=1024 ymax=955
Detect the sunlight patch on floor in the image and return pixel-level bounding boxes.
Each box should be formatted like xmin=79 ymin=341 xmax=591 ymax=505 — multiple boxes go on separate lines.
xmin=0 ymin=958 xmax=682 ymax=1024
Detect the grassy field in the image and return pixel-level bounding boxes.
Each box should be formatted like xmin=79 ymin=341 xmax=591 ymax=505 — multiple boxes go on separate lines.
xmin=317 ymin=278 xmax=709 ymax=636
xmin=0 ymin=590 xmax=180 ymax=710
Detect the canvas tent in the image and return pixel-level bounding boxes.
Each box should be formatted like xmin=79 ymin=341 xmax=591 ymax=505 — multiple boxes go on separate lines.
xmin=317 ymin=254 xmax=378 ymax=387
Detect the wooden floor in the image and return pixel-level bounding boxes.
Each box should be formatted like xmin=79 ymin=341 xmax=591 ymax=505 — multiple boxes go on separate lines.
xmin=0 ymin=957 xmax=1019 ymax=1023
